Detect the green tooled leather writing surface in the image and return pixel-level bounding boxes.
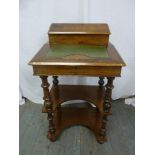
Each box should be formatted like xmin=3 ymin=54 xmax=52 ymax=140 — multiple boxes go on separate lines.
xmin=47 ymin=44 xmax=109 ymax=59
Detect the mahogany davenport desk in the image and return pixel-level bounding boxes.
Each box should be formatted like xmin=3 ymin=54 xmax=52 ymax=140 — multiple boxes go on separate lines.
xmin=29 ymin=43 xmax=125 ymax=144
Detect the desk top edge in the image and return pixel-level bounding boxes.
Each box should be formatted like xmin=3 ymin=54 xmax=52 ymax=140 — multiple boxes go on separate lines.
xmin=29 ymin=43 xmax=126 ymax=67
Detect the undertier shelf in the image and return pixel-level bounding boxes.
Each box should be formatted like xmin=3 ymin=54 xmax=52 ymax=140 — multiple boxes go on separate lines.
xmin=51 ymin=106 xmax=107 ymax=142
xmin=41 ymin=84 xmax=112 ymax=143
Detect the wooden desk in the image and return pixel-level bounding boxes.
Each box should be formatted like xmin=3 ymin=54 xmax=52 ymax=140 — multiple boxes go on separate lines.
xmin=29 ymin=43 xmax=125 ymax=144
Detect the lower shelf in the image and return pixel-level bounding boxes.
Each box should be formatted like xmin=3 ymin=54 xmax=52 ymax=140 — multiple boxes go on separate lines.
xmin=42 ymin=84 xmax=111 ymax=143
xmin=49 ymin=106 xmax=107 ymax=142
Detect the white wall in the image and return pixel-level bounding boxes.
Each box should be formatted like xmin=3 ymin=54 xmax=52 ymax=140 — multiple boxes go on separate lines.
xmin=19 ymin=0 xmax=135 ymax=104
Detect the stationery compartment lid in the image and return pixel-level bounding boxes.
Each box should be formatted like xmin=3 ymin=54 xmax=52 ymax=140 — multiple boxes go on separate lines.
xmin=48 ymin=23 xmax=111 ymax=35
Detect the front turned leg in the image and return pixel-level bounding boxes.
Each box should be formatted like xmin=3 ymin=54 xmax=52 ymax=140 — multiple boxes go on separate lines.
xmin=97 ymin=77 xmax=107 ymax=143
xmin=97 ymin=115 xmax=107 ymax=144
xmin=104 ymin=77 xmax=115 ymax=113
xmin=52 ymin=76 xmax=60 ymax=109
xmin=97 ymin=77 xmax=115 ymax=143
xmin=40 ymin=76 xmax=56 ymax=141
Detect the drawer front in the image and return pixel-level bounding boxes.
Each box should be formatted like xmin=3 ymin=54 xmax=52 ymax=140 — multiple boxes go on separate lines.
xmin=33 ymin=65 xmax=121 ymax=77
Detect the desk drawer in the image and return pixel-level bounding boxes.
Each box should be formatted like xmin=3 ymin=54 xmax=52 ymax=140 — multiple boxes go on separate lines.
xmin=33 ymin=65 xmax=122 ymax=77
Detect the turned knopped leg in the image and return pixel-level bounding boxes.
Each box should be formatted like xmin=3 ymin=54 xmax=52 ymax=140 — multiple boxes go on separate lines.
xmin=97 ymin=77 xmax=107 ymax=143
xmin=99 ymin=77 xmax=114 ymax=143
xmin=52 ymin=76 xmax=61 ymax=110
xmin=97 ymin=77 xmax=115 ymax=143
xmin=40 ymin=76 xmax=56 ymax=141
xmin=98 ymin=115 xmax=107 ymax=144
xmin=104 ymin=77 xmax=115 ymax=113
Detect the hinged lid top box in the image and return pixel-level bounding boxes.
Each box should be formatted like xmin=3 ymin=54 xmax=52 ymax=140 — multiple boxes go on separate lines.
xmin=48 ymin=23 xmax=111 ymax=47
